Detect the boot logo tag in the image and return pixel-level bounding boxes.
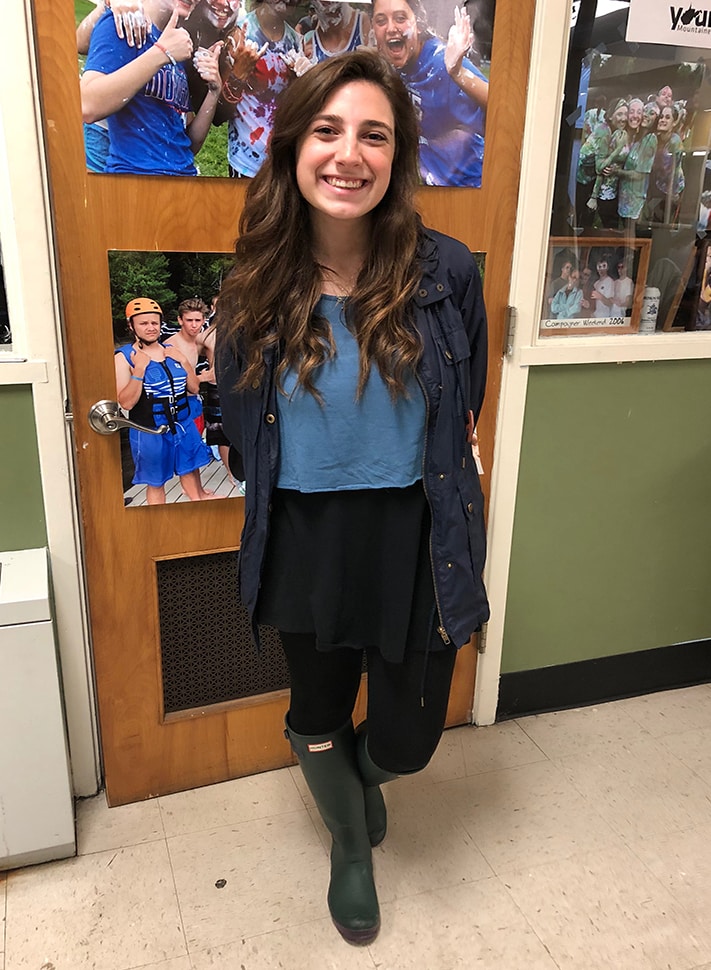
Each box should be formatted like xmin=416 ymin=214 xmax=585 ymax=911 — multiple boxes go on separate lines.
xmin=307 ymin=741 xmax=334 ymax=752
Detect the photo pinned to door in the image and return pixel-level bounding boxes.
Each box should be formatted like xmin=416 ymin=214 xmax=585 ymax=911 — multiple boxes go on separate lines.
xmin=109 ymin=248 xmax=244 ymax=507
xmin=74 ymin=0 xmax=495 ymax=186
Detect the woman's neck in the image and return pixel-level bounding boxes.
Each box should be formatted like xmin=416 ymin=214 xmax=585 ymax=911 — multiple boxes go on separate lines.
xmin=256 ymin=4 xmax=285 ymax=39
xmin=311 ymin=218 xmax=370 ymax=296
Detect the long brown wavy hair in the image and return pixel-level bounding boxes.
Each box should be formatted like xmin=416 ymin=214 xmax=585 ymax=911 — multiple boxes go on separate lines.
xmin=217 ymin=49 xmax=424 ymax=400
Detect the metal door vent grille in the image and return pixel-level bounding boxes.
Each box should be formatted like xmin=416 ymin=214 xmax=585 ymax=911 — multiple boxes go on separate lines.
xmin=157 ymin=551 xmax=289 ymax=714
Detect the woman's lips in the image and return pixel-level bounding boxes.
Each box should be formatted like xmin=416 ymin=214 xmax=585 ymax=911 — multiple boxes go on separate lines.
xmin=323 ymin=176 xmax=368 ymax=189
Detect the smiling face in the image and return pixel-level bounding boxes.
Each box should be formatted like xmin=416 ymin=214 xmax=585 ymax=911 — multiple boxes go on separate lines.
xmin=642 ymin=102 xmax=660 ymax=130
xmin=656 ymin=85 xmax=673 ymax=109
xmin=372 ymin=0 xmax=421 ymax=71
xmin=657 ymin=106 xmax=674 ymax=133
xmin=202 ymin=0 xmax=240 ymax=29
xmin=612 ymin=103 xmax=628 ymax=130
xmin=627 ymin=100 xmax=643 ymax=131
xmin=597 ymin=260 xmax=608 ymax=277
xmin=296 ymin=80 xmax=395 ymax=231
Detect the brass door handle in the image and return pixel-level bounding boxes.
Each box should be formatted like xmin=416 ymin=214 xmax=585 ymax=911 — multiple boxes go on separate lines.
xmin=87 ymin=400 xmax=168 ymax=436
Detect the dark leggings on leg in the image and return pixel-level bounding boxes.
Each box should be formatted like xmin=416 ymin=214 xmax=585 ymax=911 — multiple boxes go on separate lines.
xmin=279 ymin=631 xmax=457 ymax=775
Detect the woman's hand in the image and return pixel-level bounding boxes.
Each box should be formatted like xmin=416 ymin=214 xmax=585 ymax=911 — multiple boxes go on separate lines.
xmin=224 ymin=24 xmax=266 ymax=82
xmin=444 ymin=5 xmax=473 ymax=76
xmin=110 ymin=0 xmax=152 ymax=48
xmin=156 ymin=8 xmax=194 ymax=65
xmin=194 ymin=41 xmax=224 ymax=93
xmin=280 ymin=39 xmax=314 ymax=77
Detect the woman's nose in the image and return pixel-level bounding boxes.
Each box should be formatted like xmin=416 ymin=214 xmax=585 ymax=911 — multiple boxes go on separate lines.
xmin=334 ymin=133 xmax=360 ymax=163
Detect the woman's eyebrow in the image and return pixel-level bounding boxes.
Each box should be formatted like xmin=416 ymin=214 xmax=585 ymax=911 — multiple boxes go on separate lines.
xmin=312 ymin=113 xmax=394 ymax=134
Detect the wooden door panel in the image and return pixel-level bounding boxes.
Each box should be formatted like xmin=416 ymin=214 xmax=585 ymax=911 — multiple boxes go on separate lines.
xmin=32 ymin=0 xmax=534 ymax=804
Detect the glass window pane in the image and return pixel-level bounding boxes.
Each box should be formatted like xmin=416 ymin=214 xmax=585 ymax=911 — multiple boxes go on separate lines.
xmin=541 ymin=0 xmax=711 ymax=336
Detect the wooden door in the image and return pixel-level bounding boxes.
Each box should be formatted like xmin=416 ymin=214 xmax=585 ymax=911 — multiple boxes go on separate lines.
xmin=31 ymin=0 xmax=534 ymax=805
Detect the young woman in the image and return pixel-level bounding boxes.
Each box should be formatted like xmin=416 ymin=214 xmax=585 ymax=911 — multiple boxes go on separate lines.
xmin=618 ymin=98 xmax=658 ymax=227
xmin=645 ymin=103 xmax=686 ymax=224
xmin=585 ymin=97 xmax=629 ymax=230
xmin=216 ymin=50 xmax=488 ymax=945
xmin=223 ymin=0 xmax=302 ymax=178
xmin=371 ymin=0 xmax=488 ymax=187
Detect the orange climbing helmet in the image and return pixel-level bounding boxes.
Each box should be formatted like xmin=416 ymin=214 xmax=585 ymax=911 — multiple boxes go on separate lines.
xmin=125 ymin=298 xmax=163 ymax=321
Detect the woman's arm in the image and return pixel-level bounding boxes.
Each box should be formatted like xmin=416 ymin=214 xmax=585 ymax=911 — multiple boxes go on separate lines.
xmin=596 ymin=130 xmax=628 ymax=175
xmin=81 ymin=9 xmax=193 ymax=123
xmin=444 ymin=6 xmax=488 ymax=111
xmin=77 ymin=1 xmax=107 ymax=55
xmin=458 ymin=253 xmax=488 ymax=422
xmin=185 ymin=42 xmax=224 ymax=154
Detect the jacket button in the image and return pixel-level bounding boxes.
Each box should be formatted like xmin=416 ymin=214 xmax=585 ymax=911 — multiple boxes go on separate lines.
xmin=467 ymin=502 xmax=474 ymax=513
xmin=445 ymin=350 xmax=453 ymax=360
xmin=251 ymin=379 xmax=260 ymax=389
xmin=436 ymin=283 xmax=445 ymax=292
xmin=447 ymin=562 xmax=453 ymax=569
xmin=439 ymin=473 xmax=446 ymax=480
xmin=418 ymin=288 xmax=428 ymax=298
xmin=265 ymin=413 xmax=276 ymax=424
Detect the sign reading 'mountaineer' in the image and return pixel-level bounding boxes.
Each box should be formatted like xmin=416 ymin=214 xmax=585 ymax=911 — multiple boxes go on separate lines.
xmin=627 ymin=0 xmax=711 ymax=47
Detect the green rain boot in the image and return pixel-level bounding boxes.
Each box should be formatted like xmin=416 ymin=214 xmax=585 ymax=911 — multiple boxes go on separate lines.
xmin=355 ymin=722 xmax=399 ymax=847
xmin=285 ymin=717 xmax=380 ymax=945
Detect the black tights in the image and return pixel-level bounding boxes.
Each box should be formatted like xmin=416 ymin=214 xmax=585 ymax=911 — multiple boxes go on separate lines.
xmin=279 ymin=632 xmax=457 ymax=774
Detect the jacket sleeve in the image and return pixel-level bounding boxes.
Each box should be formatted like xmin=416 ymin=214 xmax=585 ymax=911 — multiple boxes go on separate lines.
xmin=215 ymin=329 xmax=246 ymax=464
xmin=458 ymin=253 xmax=488 ymax=425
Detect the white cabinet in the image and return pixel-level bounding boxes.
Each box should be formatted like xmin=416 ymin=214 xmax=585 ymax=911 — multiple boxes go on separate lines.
xmin=0 ymin=548 xmax=75 ymax=869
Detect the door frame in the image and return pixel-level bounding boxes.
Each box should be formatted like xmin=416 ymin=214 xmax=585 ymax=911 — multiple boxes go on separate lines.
xmin=1 ymin=0 xmax=101 ymax=797
xmin=473 ymin=0 xmax=571 ymax=725
xmin=5 ymin=0 xmax=569 ymax=794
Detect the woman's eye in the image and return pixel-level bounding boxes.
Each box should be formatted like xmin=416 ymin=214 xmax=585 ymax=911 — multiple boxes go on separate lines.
xmin=313 ymin=125 xmax=337 ymax=136
xmin=365 ymin=131 xmax=387 ymax=142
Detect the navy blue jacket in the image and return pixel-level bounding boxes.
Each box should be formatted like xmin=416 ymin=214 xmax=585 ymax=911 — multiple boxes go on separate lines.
xmin=217 ymin=227 xmax=490 ymax=649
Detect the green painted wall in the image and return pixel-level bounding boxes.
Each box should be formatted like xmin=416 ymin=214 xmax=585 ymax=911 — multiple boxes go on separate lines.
xmin=502 ymin=359 xmax=711 ymax=674
xmin=0 ymin=385 xmax=46 ymax=552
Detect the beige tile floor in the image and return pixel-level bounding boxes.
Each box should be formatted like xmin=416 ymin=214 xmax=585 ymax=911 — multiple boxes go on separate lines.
xmin=4 ymin=684 xmax=711 ymax=970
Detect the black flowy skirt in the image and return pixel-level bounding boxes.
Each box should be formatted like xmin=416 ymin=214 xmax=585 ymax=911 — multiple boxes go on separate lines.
xmin=256 ymin=481 xmax=446 ymax=663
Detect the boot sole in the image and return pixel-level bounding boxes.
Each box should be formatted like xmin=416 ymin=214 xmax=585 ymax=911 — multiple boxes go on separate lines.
xmin=332 ymin=916 xmax=380 ymax=945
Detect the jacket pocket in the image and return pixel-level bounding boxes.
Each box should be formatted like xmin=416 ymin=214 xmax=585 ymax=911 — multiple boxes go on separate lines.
xmin=457 ymin=477 xmax=486 ymax=581
xmin=435 ymin=326 xmax=471 ymax=366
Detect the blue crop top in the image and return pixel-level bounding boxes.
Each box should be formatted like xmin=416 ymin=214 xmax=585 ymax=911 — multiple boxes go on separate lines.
xmin=276 ymin=296 xmax=426 ymax=492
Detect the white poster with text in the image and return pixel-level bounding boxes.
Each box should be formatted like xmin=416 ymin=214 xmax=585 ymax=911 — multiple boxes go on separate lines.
xmin=627 ymin=0 xmax=711 ymax=48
